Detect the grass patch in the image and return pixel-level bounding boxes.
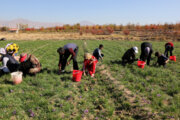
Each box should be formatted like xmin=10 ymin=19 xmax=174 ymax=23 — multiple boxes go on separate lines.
xmin=0 ymin=40 xmax=180 ymax=119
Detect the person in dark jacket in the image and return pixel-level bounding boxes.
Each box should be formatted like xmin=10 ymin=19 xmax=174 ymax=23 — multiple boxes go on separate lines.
xmin=164 ymin=42 xmax=174 ymax=58
xmin=0 ymin=48 xmax=19 ymax=76
xmin=155 ymin=52 xmax=169 ymax=67
xmin=19 ymin=53 xmax=41 ymax=75
xmin=140 ymin=42 xmax=153 ymax=65
xmin=122 ymin=47 xmax=138 ymax=65
xmin=93 ymin=44 xmax=104 ymax=61
xmin=57 ymin=43 xmax=79 ymax=74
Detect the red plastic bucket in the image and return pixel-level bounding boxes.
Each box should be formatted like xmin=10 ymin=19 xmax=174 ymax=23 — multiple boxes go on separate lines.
xmin=169 ymin=56 xmax=176 ymax=62
xmin=73 ymin=70 xmax=83 ymax=82
xmin=137 ymin=61 xmax=146 ymax=69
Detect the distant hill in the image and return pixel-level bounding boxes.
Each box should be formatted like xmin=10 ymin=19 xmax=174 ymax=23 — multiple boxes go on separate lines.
xmin=0 ymin=19 xmax=63 ymax=28
xmin=0 ymin=19 xmax=94 ymax=28
xmin=79 ymin=21 xmax=95 ymax=26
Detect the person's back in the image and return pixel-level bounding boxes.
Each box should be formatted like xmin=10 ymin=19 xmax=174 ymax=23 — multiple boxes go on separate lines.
xmin=122 ymin=48 xmax=134 ymax=60
xmin=165 ymin=42 xmax=173 ymax=47
xmin=164 ymin=42 xmax=174 ymax=57
xmin=155 ymin=52 xmax=168 ymax=67
xmin=93 ymin=44 xmax=104 ymax=61
xmin=20 ymin=53 xmax=41 ymax=74
xmin=157 ymin=54 xmax=168 ymax=66
xmin=63 ymin=43 xmax=77 ymax=51
xmin=62 ymin=43 xmax=78 ymax=59
xmin=93 ymin=48 xmax=99 ymax=58
xmin=0 ymin=48 xmax=8 ymax=73
xmin=122 ymin=47 xmax=138 ymax=65
xmin=84 ymin=55 xmax=97 ymax=65
xmin=3 ymin=54 xmax=19 ymax=72
xmin=141 ymin=42 xmax=152 ymax=49
xmin=140 ymin=42 xmax=153 ymax=65
xmin=29 ymin=55 xmax=41 ymax=74
xmin=57 ymin=43 xmax=79 ymax=74
xmin=83 ymin=53 xmax=98 ymax=77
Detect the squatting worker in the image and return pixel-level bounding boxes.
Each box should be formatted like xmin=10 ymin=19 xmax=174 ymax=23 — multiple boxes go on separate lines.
xmin=154 ymin=52 xmax=169 ymax=67
xmin=57 ymin=43 xmax=79 ymax=74
xmin=140 ymin=42 xmax=153 ymax=65
xmin=93 ymin=44 xmax=104 ymax=61
xmin=164 ymin=42 xmax=174 ymax=58
xmin=0 ymin=48 xmax=19 ymax=76
xmin=83 ymin=53 xmax=98 ymax=77
xmin=122 ymin=46 xmax=138 ymax=66
xmin=19 ymin=53 xmax=41 ymax=75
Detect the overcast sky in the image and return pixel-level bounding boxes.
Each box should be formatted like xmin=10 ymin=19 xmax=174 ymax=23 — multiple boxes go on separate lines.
xmin=0 ymin=0 xmax=180 ymax=25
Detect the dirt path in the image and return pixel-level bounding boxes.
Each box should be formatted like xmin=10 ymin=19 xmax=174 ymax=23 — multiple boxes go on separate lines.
xmin=98 ymin=64 xmax=151 ymax=105
xmin=97 ymin=64 xmax=160 ymax=119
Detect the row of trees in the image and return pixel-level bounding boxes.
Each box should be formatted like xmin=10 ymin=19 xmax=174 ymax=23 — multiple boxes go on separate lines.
xmin=1 ymin=23 xmax=180 ymax=35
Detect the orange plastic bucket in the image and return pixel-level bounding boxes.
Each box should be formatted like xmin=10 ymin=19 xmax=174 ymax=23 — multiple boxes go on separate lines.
xmin=137 ymin=61 xmax=146 ymax=69
xmin=169 ymin=56 xmax=176 ymax=62
xmin=73 ymin=70 xmax=83 ymax=82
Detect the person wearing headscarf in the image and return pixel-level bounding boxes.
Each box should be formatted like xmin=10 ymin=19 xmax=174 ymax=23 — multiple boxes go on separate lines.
xmin=5 ymin=43 xmax=19 ymax=55
xmin=0 ymin=48 xmax=19 ymax=76
xmin=154 ymin=52 xmax=169 ymax=67
xmin=83 ymin=53 xmax=98 ymax=77
xmin=19 ymin=53 xmax=41 ymax=75
xmin=5 ymin=43 xmax=20 ymax=61
xmin=122 ymin=46 xmax=138 ymax=65
xmin=164 ymin=42 xmax=174 ymax=58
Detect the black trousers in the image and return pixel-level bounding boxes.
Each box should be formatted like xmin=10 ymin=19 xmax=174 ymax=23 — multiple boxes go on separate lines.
xmin=140 ymin=52 xmax=152 ymax=65
xmin=164 ymin=45 xmax=173 ymax=57
xmin=61 ymin=48 xmax=79 ymax=70
xmin=158 ymin=62 xmax=166 ymax=67
xmin=140 ymin=46 xmax=152 ymax=65
xmin=8 ymin=64 xmax=20 ymax=72
xmin=0 ymin=69 xmax=4 ymax=77
xmin=122 ymin=57 xmax=135 ymax=65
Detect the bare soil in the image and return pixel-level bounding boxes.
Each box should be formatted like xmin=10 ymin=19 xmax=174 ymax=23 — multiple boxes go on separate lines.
xmin=1 ymin=31 xmax=179 ymax=41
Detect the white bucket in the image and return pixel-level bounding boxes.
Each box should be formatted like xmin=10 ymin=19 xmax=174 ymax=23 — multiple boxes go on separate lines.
xmin=11 ymin=71 xmax=23 ymax=85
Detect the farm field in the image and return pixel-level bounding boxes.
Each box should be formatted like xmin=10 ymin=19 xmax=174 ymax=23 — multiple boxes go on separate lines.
xmin=0 ymin=40 xmax=180 ymax=120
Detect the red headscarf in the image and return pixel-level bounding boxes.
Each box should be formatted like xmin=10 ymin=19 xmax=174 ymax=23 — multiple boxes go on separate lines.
xmin=20 ymin=53 xmax=27 ymax=62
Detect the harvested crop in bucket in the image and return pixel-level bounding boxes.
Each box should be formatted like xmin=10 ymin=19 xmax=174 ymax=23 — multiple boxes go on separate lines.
xmin=11 ymin=72 xmax=23 ymax=85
